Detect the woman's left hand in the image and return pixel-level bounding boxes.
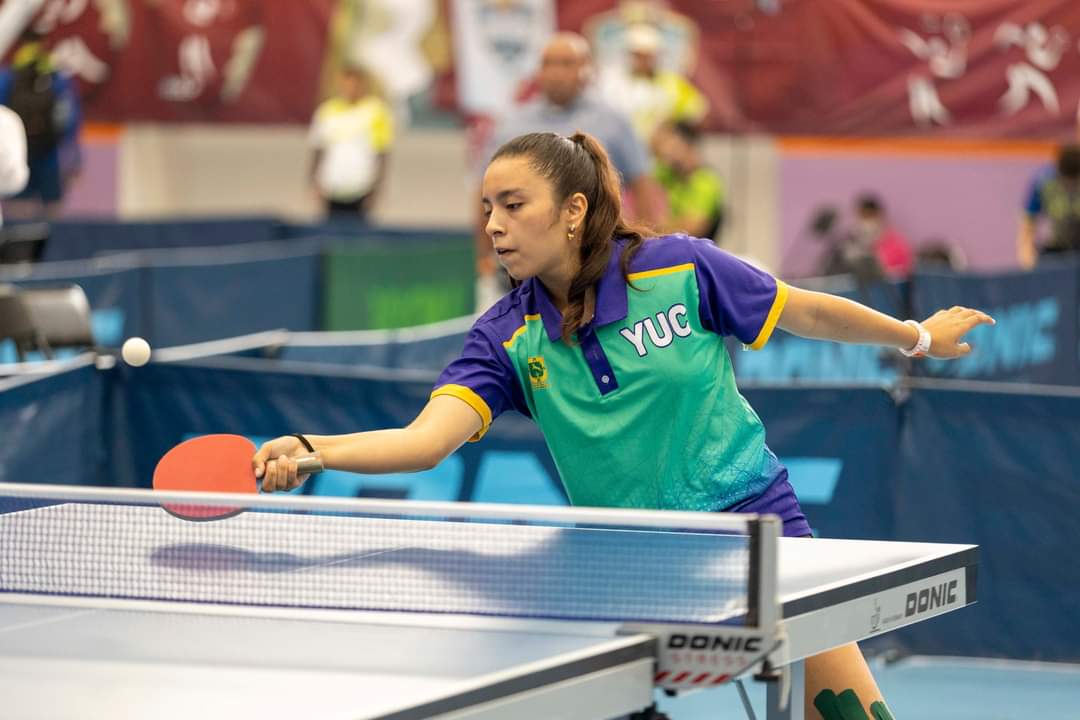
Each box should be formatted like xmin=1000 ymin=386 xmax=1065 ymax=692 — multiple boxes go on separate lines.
xmin=921 ymin=306 xmax=996 ymax=359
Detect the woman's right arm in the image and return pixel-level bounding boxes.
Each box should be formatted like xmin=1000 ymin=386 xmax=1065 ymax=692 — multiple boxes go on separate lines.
xmin=253 ymin=395 xmax=483 ymax=492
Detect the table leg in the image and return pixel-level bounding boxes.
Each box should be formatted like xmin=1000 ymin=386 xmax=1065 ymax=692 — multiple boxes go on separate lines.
xmin=766 ymin=660 xmax=804 ymax=720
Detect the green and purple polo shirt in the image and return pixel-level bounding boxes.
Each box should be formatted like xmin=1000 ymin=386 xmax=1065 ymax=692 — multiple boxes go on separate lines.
xmin=433 ymin=234 xmax=790 ymax=514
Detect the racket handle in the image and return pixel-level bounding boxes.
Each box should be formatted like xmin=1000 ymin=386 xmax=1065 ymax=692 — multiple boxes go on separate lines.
xmin=296 ymin=454 xmax=324 ymax=474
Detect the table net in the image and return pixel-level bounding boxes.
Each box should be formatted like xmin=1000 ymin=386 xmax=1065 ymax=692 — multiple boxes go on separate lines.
xmin=0 ymin=485 xmax=766 ymax=625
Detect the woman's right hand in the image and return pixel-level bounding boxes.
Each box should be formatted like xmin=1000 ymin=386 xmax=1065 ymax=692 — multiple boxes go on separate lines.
xmin=252 ymin=435 xmax=316 ymax=493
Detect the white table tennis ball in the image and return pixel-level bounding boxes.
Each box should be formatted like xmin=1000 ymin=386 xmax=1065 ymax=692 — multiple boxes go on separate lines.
xmin=121 ymin=337 xmax=152 ymax=367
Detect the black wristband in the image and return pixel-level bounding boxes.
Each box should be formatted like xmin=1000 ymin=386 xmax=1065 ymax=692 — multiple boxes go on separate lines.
xmin=291 ymin=433 xmax=315 ymax=452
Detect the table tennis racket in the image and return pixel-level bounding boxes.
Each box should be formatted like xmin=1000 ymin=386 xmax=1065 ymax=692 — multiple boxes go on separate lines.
xmin=152 ymin=434 xmax=322 ymax=521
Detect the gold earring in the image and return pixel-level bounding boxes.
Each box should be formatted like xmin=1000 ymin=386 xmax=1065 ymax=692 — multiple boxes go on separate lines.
xmin=568 ymin=224 xmax=576 ymax=241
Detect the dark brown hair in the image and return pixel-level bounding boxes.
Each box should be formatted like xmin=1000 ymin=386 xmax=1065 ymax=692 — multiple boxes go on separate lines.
xmin=490 ymin=131 xmax=651 ymax=343
xmin=1058 ymin=143 xmax=1080 ymax=180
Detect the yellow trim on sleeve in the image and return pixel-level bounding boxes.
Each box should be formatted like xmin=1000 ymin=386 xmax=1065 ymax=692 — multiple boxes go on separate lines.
xmin=627 ymin=263 xmax=695 ymax=282
xmin=501 ymin=314 xmax=542 ymax=349
xmin=746 ymin=280 xmax=789 ymax=350
xmin=430 ymin=384 xmax=493 ymax=442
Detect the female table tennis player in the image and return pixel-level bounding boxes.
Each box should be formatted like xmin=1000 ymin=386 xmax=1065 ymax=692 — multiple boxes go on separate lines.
xmin=254 ymin=131 xmax=993 ymax=719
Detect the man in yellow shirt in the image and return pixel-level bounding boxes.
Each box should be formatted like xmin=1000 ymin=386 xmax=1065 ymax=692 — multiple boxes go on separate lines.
xmin=652 ymin=121 xmax=724 ymax=242
xmin=599 ymin=23 xmax=708 ymax=146
xmin=309 ymin=66 xmax=394 ymax=221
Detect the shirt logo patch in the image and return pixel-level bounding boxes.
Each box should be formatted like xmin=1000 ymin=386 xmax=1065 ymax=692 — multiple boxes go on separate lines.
xmin=528 ymin=356 xmax=549 ymax=389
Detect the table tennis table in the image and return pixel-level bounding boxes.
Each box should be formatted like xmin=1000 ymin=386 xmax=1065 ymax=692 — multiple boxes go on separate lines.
xmin=0 ymin=483 xmax=977 ymax=720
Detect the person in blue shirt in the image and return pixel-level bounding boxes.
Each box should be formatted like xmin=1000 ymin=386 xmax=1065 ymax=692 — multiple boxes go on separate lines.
xmin=255 ymin=131 xmax=993 ymax=718
xmin=1017 ymin=143 xmax=1080 ymax=268
xmin=0 ymin=29 xmax=82 ymax=221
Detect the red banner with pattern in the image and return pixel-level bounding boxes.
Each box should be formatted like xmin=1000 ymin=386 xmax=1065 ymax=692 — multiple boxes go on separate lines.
xmin=13 ymin=0 xmax=1080 ymax=137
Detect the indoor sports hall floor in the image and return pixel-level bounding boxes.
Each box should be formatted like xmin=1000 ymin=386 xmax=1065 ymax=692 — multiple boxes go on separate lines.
xmin=658 ymin=656 xmax=1080 ymax=719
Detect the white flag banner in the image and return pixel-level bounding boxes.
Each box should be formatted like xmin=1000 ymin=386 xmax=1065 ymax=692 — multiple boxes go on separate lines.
xmin=452 ymin=0 xmax=555 ymax=116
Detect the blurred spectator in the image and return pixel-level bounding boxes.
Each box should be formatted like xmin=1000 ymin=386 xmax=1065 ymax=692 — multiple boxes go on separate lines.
xmin=651 ymin=120 xmax=724 ymax=241
xmin=0 ymin=105 xmax=29 ymax=228
xmin=815 ymin=195 xmax=913 ymax=280
xmin=0 ymin=29 xmax=82 ymax=221
xmin=1017 ymin=143 xmax=1080 ymax=269
xmin=309 ymin=65 xmax=394 ymax=222
xmin=475 ymin=32 xmax=663 ymax=309
xmin=915 ymin=238 xmax=967 ymax=272
xmin=854 ymin=195 xmax=913 ymax=279
xmin=598 ymin=23 xmax=708 ymax=145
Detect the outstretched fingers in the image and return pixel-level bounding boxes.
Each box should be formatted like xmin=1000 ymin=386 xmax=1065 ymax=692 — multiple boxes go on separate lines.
xmin=954 ymin=311 xmax=995 ymax=356
xmin=963 ymin=309 xmax=996 ymax=328
xmin=923 ymin=307 xmax=995 ymax=359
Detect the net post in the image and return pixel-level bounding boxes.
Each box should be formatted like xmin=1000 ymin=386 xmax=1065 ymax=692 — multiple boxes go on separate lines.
xmin=746 ymin=513 xmax=780 ymax=634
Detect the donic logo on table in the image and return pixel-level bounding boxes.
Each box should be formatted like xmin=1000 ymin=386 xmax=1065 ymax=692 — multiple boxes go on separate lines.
xmin=666 ymin=634 xmax=763 ymax=652
xmin=905 ymin=579 xmax=958 ymax=617
xmin=620 ymin=304 xmax=693 ymax=357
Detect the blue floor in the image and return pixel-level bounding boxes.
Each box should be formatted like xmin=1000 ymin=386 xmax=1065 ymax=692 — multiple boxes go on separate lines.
xmin=654 ymin=656 xmax=1080 ymax=719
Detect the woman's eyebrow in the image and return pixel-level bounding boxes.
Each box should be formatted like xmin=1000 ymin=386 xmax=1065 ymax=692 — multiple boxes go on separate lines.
xmin=481 ymin=188 xmax=525 ymax=204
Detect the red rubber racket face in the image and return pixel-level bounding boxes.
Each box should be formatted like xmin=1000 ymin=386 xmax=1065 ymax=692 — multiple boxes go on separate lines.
xmin=152 ymin=434 xmax=258 ymax=521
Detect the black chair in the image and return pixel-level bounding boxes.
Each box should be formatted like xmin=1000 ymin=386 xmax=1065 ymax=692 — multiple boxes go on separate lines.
xmin=0 ymin=285 xmax=40 ymax=361
xmin=17 ymin=284 xmax=95 ymax=358
xmin=0 ymin=222 xmax=48 ymax=264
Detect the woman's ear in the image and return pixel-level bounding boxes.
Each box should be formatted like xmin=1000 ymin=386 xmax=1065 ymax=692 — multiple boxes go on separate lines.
xmin=564 ymin=191 xmax=588 ymax=228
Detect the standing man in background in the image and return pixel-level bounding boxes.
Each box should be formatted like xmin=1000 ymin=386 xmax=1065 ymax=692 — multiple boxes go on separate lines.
xmin=0 ymin=29 xmax=81 ymax=221
xmin=0 ymin=103 xmax=28 ymax=227
xmin=1017 ymin=143 xmax=1080 ymax=268
xmin=309 ymin=65 xmax=394 ymax=222
xmin=475 ymin=32 xmax=664 ymax=310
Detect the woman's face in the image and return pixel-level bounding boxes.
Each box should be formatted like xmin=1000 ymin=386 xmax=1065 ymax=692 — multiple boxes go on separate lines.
xmin=481 ymin=156 xmax=577 ymax=283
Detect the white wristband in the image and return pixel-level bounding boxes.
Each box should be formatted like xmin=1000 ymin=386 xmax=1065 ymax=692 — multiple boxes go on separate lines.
xmin=899 ymin=319 xmax=931 ymax=357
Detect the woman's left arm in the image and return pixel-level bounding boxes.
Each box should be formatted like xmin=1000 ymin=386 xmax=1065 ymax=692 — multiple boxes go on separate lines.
xmin=777 ymin=286 xmax=995 ymax=360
